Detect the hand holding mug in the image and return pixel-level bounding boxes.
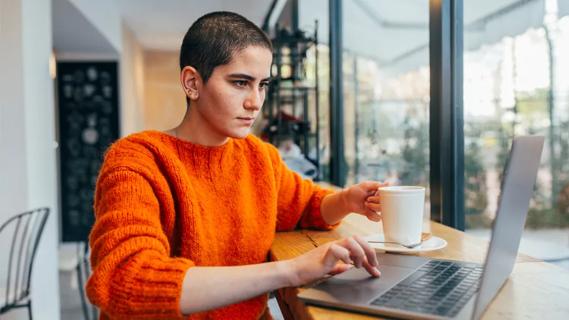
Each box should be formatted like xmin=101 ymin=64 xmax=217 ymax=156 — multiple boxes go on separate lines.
xmin=342 ymin=181 xmax=390 ymax=222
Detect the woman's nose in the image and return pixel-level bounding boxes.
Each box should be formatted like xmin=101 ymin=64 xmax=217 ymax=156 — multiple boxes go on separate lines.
xmin=244 ymin=89 xmax=263 ymax=110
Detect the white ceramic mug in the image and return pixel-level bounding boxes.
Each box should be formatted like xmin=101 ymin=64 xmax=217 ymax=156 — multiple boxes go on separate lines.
xmin=378 ymin=186 xmax=425 ymax=246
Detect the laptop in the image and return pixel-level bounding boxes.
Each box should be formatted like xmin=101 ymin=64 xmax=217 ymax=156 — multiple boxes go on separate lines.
xmin=299 ymin=136 xmax=544 ymax=320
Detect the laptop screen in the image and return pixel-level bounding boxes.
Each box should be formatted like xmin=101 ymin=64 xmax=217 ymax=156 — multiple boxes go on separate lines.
xmin=472 ymin=136 xmax=544 ymax=319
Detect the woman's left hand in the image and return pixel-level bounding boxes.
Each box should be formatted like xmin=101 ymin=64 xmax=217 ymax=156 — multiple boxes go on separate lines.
xmin=342 ymin=181 xmax=390 ymax=222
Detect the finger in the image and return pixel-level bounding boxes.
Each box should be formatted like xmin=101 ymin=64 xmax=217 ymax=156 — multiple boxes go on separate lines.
xmin=365 ymin=209 xmax=382 ymax=222
xmin=353 ymin=235 xmax=379 ymax=267
xmin=325 ymin=243 xmax=353 ymax=267
xmin=329 ymin=262 xmax=353 ymax=275
xmin=365 ymin=195 xmax=381 ymax=203
xmin=379 ymin=182 xmax=391 ymax=191
xmin=365 ymin=201 xmax=381 ymax=212
xmin=343 ymin=237 xmax=367 ymax=268
xmin=375 ymin=181 xmax=391 ymax=195
xmin=362 ymin=260 xmax=381 ymax=277
xmin=360 ymin=181 xmax=382 ymax=192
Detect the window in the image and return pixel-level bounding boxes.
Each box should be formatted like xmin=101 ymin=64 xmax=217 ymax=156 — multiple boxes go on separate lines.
xmin=342 ymin=0 xmax=431 ymax=218
xmin=464 ymin=0 xmax=569 ymax=269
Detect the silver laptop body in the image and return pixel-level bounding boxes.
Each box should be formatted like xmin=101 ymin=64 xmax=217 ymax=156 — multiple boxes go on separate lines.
xmin=298 ymin=136 xmax=544 ymax=320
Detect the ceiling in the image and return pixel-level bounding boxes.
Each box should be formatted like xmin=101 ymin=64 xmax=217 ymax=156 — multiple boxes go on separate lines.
xmin=53 ymin=0 xmax=119 ymax=56
xmin=53 ymin=0 xmax=563 ymax=74
xmin=298 ymin=0 xmax=550 ymax=74
xmin=116 ymin=0 xmax=274 ymax=51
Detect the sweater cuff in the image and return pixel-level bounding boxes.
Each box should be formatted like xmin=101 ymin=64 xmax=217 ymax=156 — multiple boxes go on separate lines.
xmin=299 ymin=187 xmax=340 ymax=230
xmin=109 ymin=255 xmax=195 ymax=319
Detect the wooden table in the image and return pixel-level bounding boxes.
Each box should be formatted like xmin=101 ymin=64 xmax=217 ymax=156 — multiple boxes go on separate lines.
xmin=270 ymin=214 xmax=569 ymax=319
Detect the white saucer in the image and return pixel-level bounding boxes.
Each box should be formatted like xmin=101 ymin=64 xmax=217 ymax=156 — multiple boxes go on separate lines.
xmin=365 ymin=234 xmax=447 ymax=254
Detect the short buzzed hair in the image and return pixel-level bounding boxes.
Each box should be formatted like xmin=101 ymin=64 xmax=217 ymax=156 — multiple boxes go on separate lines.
xmin=179 ymin=11 xmax=273 ymax=83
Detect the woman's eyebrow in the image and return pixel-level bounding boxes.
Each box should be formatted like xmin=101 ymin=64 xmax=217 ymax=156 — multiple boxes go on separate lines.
xmin=227 ymin=73 xmax=271 ymax=82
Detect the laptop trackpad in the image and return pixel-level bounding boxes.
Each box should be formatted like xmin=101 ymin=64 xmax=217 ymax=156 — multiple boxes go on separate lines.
xmin=299 ymin=253 xmax=429 ymax=305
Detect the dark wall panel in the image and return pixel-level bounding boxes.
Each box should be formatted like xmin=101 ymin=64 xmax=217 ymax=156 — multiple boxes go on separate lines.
xmin=57 ymin=62 xmax=119 ymax=242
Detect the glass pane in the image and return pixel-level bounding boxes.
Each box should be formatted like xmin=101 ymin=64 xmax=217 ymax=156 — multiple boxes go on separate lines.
xmin=464 ymin=0 xmax=569 ymax=270
xmin=266 ymin=0 xmax=330 ymax=181
xmin=342 ymin=0 xmax=431 ymax=216
xmin=306 ymin=44 xmax=331 ymax=180
xmin=299 ymin=0 xmax=331 ymax=181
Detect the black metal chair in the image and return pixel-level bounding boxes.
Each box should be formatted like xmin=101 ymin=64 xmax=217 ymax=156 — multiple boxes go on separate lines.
xmin=0 ymin=207 xmax=50 ymax=320
xmin=76 ymin=240 xmax=98 ymax=320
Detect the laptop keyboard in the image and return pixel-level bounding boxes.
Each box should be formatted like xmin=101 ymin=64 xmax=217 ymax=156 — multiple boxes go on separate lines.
xmin=370 ymin=260 xmax=483 ymax=317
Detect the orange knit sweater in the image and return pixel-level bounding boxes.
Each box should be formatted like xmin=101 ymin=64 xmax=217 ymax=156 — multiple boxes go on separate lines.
xmin=86 ymin=130 xmax=335 ymax=320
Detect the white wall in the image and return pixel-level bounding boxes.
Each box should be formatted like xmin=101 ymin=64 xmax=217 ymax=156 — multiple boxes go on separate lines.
xmin=0 ymin=0 xmax=60 ymax=319
xmin=142 ymin=50 xmax=186 ymax=131
xmin=0 ymin=0 xmax=27 ymax=212
xmin=52 ymin=0 xmax=119 ymax=56
xmin=0 ymin=0 xmax=146 ymax=317
xmin=67 ymin=0 xmax=122 ymax=52
xmin=56 ymin=0 xmax=145 ymax=136
xmin=121 ymin=22 xmax=146 ymax=135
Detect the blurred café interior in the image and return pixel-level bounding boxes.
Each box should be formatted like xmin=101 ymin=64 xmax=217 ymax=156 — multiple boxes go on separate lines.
xmin=1 ymin=0 xmax=569 ymax=319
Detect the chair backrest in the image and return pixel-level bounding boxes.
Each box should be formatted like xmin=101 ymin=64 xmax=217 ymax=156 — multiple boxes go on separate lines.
xmin=0 ymin=207 xmax=49 ymax=312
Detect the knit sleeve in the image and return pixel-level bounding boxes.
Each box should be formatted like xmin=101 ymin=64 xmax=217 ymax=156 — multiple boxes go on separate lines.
xmin=86 ymin=166 xmax=193 ymax=319
xmin=266 ymin=144 xmax=339 ymax=231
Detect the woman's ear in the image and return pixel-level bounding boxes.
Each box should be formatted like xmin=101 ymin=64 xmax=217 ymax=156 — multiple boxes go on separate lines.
xmin=180 ymin=66 xmax=201 ymax=101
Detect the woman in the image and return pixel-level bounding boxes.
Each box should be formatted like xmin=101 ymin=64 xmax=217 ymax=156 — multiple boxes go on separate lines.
xmin=87 ymin=11 xmax=386 ymax=319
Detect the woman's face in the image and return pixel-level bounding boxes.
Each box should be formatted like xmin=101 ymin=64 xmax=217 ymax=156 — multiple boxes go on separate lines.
xmin=190 ymin=45 xmax=272 ymax=143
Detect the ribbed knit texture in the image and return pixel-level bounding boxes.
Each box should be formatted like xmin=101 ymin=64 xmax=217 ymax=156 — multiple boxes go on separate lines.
xmin=86 ymin=130 xmax=336 ymax=320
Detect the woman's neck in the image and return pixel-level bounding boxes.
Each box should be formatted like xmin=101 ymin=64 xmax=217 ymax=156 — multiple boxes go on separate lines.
xmin=172 ymin=108 xmax=229 ymax=147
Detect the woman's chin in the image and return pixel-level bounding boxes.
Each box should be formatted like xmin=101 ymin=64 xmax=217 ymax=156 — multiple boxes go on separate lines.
xmin=228 ymin=128 xmax=252 ymax=139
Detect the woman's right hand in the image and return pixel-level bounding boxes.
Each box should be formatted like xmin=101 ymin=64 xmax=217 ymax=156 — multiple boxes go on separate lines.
xmin=285 ymin=235 xmax=381 ymax=287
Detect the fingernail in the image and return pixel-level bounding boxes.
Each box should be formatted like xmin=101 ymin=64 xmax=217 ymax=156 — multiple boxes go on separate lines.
xmin=375 ymin=267 xmax=381 ymax=277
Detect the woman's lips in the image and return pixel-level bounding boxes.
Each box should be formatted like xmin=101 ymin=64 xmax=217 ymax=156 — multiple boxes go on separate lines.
xmin=237 ymin=117 xmax=255 ymax=126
